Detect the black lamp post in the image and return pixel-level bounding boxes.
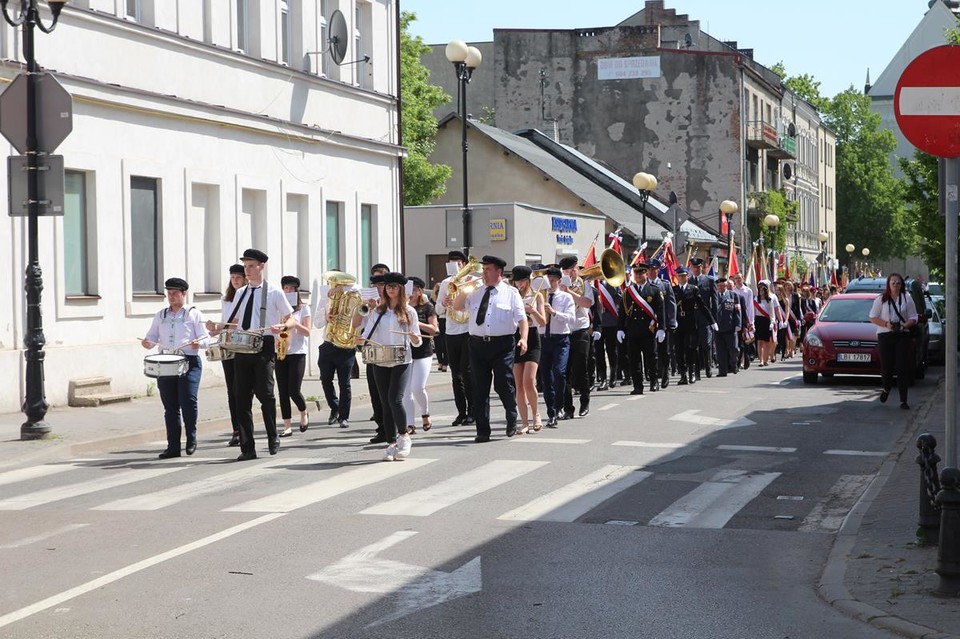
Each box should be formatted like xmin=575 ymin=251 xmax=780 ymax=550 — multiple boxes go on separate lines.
xmin=445 ymin=39 xmax=481 ymax=255
xmin=2 ymin=0 xmax=69 ymax=440
xmin=632 ymin=171 xmax=657 ymax=251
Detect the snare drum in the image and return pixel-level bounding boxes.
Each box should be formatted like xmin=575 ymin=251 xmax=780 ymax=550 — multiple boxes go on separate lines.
xmin=219 ymin=330 xmax=263 ymax=354
xmin=205 ymin=343 xmax=235 ymax=362
xmin=361 ymin=344 xmax=406 ymax=365
xmin=144 ymin=353 xmax=189 ymax=378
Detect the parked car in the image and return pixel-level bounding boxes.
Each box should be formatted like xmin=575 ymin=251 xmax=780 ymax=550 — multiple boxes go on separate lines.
xmin=927 ymin=298 xmax=945 ymax=364
xmin=802 ymin=292 xmax=925 ymax=384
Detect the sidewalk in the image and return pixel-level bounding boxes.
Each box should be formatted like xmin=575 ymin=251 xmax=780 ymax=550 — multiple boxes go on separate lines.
xmin=820 ymin=374 xmax=960 ymax=639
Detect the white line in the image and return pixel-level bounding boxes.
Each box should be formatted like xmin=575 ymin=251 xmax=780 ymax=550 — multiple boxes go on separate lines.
xmin=0 ymin=463 xmax=77 ymax=488
xmin=627 ymin=395 xmax=645 ymax=401
xmin=613 ymin=441 xmax=686 ymax=449
xmin=717 ymin=445 xmax=797 ymax=454
xmin=498 ymin=465 xmax=651 ymax=522
xmin=599 ymin=403 xmax=619 ymax=411
xmin=92 ymin=458 xmax=323 ymax=511
xmin=800 ymin=474 xmax=873 ymax=532
xmin=0 ymin=524 xmax=90 ymax=550
xmin=899 ymin=87 xmax=960 ymax=116
xmin=0 ymin=513 xmax=282 ymax=629
xmin=361 ymin=460 xmax=548 ymax=517
xmin=0 ymin=468 xmax=183 ymax=510
xmin=513 ymin=437 xmax=590 ymax=445
xmin=670 ymin=409 xmax=755 ymax=429
xmin=648 ymin=470 xmax=781 ymax=529
xmin=224 ymin=458 xmax=436 ymax=513
xmin=824 ymin=450 xmax=887 ymax=457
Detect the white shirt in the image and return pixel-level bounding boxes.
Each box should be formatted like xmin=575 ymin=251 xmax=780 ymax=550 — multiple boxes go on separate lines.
xmin=360 ymin=305 xmax=422 ymax=367
xmin=436 ymin=275 xmax=470 ymax=336
xmin=464 ymin=280 xmax=526 ymax=337
xmin=734 ymin=284 xmax=755 ymax=324
xmin=754 ymin=297 xmax=778 ymax=321
xmin=570 ymin=284 xmax=595 ymax=331
xmin=145 ymin=306 xmax=210 ymax=356
xmin=282 ymin=306 xmax=311 ymax=355
xmin=313 ymin=283 xmax=361 ymax=330
xmin=233 ymin=282 xmax=293 ymax=330
xmin=538 ymin=288 xmax=576 ymax=336
xmin=870 ymin=293 xmax=918 ymax=334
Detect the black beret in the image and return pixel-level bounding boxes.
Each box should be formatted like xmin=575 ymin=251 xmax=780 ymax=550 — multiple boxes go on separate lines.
xmin=383 ymin=272 xmax=406 ymax=285
xmin=408 ymin=276 xmax=426 ymax=289
xmin=280 ymin=275 xmax=300 ymax=289
xmin=544 ymin=267 xmax=562 ymax=279
xmin=240 ymin=248 xmax=268 ymax=263
xmin=371 ymin=263 xmax=390 ymax=274
xmin=228 ymin=264 xmax=245 ymax=275
xmin=511 ymin=265 xmax=532 ymax=281
xmin=447 ymin=250 xmax=468 ymax=262
xmin=558 ymin=256 xmax=579 ymax=269
xmin=689 ymin=257 xmax=704 ymax=266
xmin=632 ymin=263 xmax=649 ymax=272
xmin=676 ymin=267 xmax=689 ymax=275
xmin=164 ymin=277 xmax=189 ymax=292
xmin=481 ymin=255 xmax=507 ymax=269
xmin=716 ymin=277 xmax=728 ymax=283
xmin=370 ymin=274 xmax=385 ymax=285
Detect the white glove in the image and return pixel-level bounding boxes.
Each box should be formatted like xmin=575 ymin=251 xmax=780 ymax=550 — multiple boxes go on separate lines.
xmin=592 ymin=331 xmax=602 ymax=341
xmin=656 ymin=329 xmax=665 ymax=343
xmin=616 ymin=330 xmax=625 ymax=344
xmin=780 ymin=321 xmax=788 ymax=329
xmin=711 ymin=323 xmax=719 ymax=332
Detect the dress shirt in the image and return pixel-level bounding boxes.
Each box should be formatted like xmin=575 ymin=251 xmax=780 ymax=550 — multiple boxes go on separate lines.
xmin=436 ymin=275 xmax=470 ymax=336
xmin=571 ymin=285 xmax=595 ymax=331
xmin=538 ymin=288 xmax=576 ymax=336
xmin=283 ymin=306 xmax=311 ymax=355
xmin=755 ymin=297 xmax=778 ymax=320
xmin=464 ymin=280 xmax=526 ymax=337
xmin=233 ymin=282 xmax=293 ymax=331
xmin=360 ymin=305 xmax=422 ymax=366
xmin=870 ymin=293 xmax=918 ymax=334
xmin=145 ymin=306 xmax=210 ymax=356
xmin=734 ymin=285 xmax=755 ymax=324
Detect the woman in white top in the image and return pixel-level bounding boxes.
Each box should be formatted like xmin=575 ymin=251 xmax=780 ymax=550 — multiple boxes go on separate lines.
xmin=753 ymin=281 xmax=781 ymax=367
xmin=355 ymin=272 xmax=422 ymax=461
xmin=277 ymin=276 xmax=312 ymax=437
xmin=869 ymin=273 xmax=918 ymax=409
xmin=206 ymin=264 xmax=246 ymax=447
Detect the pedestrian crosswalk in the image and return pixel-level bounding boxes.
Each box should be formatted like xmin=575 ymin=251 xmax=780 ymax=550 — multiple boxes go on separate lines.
xmin=0 ymin=448 xmax=877 ymax=534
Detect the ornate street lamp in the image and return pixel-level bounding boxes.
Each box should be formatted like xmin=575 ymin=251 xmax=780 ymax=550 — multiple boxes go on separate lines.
xmin=1 ymin=0 xmax=70 ymax=440
xmin=445 ymin=39 xmax=482 ymax=254
xmin=763 ymin=213 xmax=780 ymax=248
xmin=632 ymin=171 xmax=657 ymax=248
xmin=720 ymin=199 xmax=738 ymax=237
xmin=846 ymin=243 xmax=855 ymax=279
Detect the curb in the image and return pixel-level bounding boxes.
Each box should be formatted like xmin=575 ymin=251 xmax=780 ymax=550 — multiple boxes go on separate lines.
xmin=816 ymin=376 xmax=959 ymax=639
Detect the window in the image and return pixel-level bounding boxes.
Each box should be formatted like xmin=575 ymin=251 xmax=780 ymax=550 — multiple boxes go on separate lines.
xmin=126 ymin=0 xmax=139 ymax=20
xmin=317 ymin=0 xmax=328 ymax=75
xmin=325 ymin=201 xmax=343 ymax=271
xmin=63 ymin=171 xmax=91 ymax=296
xmin=236 ymin=0 xmax=248 ymax=52
xmin=283 ymin=194 xmax=310 ymax=280
xmin=360 ymin=204 xmax=375 ymax=278
xmin=280 ymin=0 xmax=291 ymax=65
xmin=131 ymin=176 xmax=161 ymax=294
xmin=191 ymin=184 xmax=221 ymax=294
xmin=356 ymin=0 xmax=373 ymax=88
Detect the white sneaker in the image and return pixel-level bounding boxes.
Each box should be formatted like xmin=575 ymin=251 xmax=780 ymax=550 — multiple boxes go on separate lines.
xmin=395 ymin=434 xmax=412 ymax=460
xmin=382 ymin=443 xmax=396 ymax=462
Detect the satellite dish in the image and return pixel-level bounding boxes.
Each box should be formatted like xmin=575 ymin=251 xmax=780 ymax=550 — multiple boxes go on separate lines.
xmin=328 ymin=9 xmax=348 ymax=65
xmin=787 ymin=122 xmax=797 ymax=137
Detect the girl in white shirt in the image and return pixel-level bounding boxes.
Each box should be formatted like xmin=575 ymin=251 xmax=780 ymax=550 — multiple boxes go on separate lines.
xmin=869 ymin=273 xmax=918 ymax=409
xmin=277 ymin=276 xmax=312 ymax=437
xmin=206 ymin=264 xmax=246 ymax=447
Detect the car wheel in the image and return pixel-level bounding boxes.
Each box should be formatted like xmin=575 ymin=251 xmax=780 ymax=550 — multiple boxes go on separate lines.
xmin=803 ymin=371 xmax=818 ymax=384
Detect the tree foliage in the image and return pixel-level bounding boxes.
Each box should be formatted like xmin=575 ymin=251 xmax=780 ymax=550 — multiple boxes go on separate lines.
xmin=746 ymin=189 xmax=796 ymax=252
xmin=400 ymin=12 xmax=451 ymax=206
xmin=900 ymin=151 xmax=944 ymax=279
xmin=771 ymin=62 xmax=829 ymax=113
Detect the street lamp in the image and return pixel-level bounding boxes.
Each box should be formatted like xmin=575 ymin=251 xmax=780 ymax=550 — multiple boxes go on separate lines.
xmin=719 ymin=200 xmax=738 ymax=238
xmin=632 ymin=171 xmax=657 ymax=248
xmin=845 ymin=243 xmax=855 ymax=280
xmin=1 ymin=0 xmax=69 ymax=441
xmin=445 ymin=39 xmax=482 ymax=254
xmin=762 ymin=213 xmax=779 ymax=279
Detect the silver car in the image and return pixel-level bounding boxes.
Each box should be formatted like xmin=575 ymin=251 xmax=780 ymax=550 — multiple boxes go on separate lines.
xmin=928 ymin=297 xmax=945 ymax=364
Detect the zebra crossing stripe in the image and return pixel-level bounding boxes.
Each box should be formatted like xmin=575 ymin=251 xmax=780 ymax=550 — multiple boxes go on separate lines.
xmin=497 ymin=465 xmax=651 ymax=522
xmin=0 ymin=462 xmax=77 ymax=488
xmin=361 ymin=460 xmax=548 ymax=517
xmin=648 ymin=469 xmax=781 ymax=529
xmin=0 ymin=467 xmax=183 ymax=510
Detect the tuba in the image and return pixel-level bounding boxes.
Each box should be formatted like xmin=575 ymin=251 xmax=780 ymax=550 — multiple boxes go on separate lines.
xmin=447 ymin=256 xmax=483 ymax=324
xmin=577 ymin=248 xmax=626 ymax=290
xmin=323 ymin=271 xmax=368 ymax=349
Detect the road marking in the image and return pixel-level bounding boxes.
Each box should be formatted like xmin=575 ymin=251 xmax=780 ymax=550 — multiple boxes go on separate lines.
xmin=717 ymin=445 xmax=797 ymax=454
xmin=824 ymin=450 xmax=887 ymax=457
xmin=225 ymin=458 xmax=436 ymax=513
xmin=361 ymin=460 xmax=548 ymax=517
xmin=497 ymin=465 xmax=651 ymax=522
xmin=613 ymin=441 xmax=686 ymax=449
xmin=92 ymin=458 xmax=322 ymax=511
xmin=0 ymin=463 xmax=77 ymax=488
xmin=800 ymin=474 xmax=873 ymax=532
xmin=0 ymin=513 xmax=283 ymax=629
xmin=0 ymin=524 xmax=90 ymax=549
xmin=599 ymin=403 xmax=619 ymax=411
xmin=899 ymin=87 xmax=960 ymax=116
xmin=648 ymin=469 xmax=781 ymax=529
xmin=0 ymin=467 xmax=183 ymax=510
xmin=687 ymin=389 xmax=727 ymax=394
xmin=513 ymin=437 xmax=590 ymax=445
xmin=669 ymin=409 xmax=755 ymax=430
xmin=627 ymin=395 xmax=645 ymax=401
xmin=780 ymin=374 xmax=802 ymax=384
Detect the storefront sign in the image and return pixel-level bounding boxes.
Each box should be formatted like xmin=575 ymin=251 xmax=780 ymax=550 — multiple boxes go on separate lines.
xmin=597 ymin=56 xmax=660 ymax=80
xmin=490 ymin=218 xmax=506 ymax=241
xmin=551 ymin=216 xmax=577 ymax=246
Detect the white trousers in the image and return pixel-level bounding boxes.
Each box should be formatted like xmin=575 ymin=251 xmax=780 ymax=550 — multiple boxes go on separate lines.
xmin=404 ymin=356 xmax=432 ymax=426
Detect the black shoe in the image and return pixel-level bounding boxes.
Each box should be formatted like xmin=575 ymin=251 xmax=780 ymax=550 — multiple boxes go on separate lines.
xmin=546 ymin=417 xmax=559 ymax=429
xmin=630 ymin=388 xmax=644 ymax=395
xmin=269 ymin=440 xmax=280 ymax=455
xmin=228 ymin=432 xmax=240 ymax=447
xmin=717 ymin=373 xmax=727 ymax=377
xmin=474 ymin=435 xmax=491 ymax=443
xmin=579 ymin=405 xmax=590 ymax=417
xmin=185 ymin=440 xmax=197 ymax=456
xmin=327 ymin=410 xmax=339 ymax=425
xmin=694 ymin=373 xmax=701 ymax=381
xmin=236 ymin=451 xmax=257 ymax=461
xmin=451 ymin=414 xmax=466 ymax=426
xmin=649 ymin=383 xmax=658 ymax=392
xmin=901 ymin=402 xmax=910 ymax=410
xmin=661 ymin=377 xmax=669 ymax=389
xmin=705 ymin=368 xmax=712 ymax=379
xmin=463 ymin=415 xmax=476 ymax=425
xmin=561 ymin=411 xmax=574 ymax=421
xmin=158 ymin=449 xmax=180 ymax=459
xmin=678 ymin=376 xmax=688 ymax=386
xmin=880 ymin=390 xmax=889 ymax=403
xmin=369 ymin=435 xmax=388 ymax=444
xmin=506 ymin=425 xmax=517 ymax=438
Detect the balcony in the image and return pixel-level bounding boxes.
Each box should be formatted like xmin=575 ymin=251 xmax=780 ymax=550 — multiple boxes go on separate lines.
xmin=768 ymin=134 xmax=797 ymax=159
xmin=746 ymin=121 xmax=778 ymax=150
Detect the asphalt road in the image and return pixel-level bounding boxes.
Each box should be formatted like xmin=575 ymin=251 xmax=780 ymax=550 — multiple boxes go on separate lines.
xmin=1 ymin=360 xmax=926 ymax=638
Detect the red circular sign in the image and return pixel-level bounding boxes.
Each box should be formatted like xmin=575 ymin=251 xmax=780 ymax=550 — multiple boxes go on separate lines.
xmin=895 ymin=45 xmax=960 ymax=158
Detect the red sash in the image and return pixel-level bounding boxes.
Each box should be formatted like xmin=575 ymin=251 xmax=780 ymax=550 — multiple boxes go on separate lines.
xmin=753 ymin=299 xmax=771 ymax=320
xmin=596 ymin=281 xmax=618 ymax=317
xmin=627 ymin=285 xmax=658 ymax=327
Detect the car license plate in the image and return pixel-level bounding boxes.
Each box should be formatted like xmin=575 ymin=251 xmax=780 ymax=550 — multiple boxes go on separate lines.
xmin=837 ymin=353 xmax=871 ymax=362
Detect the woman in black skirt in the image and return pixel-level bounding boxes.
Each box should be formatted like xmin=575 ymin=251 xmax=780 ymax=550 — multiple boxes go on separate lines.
xmin=510 ymin=266 xmax=546 ymax=433
xmin=754 ymin=280 xmax=781 ymax=366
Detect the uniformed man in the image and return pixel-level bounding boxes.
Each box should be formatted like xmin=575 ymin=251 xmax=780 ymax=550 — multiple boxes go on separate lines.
xmin=618 ymin=263 xmax=665 ymax=394
xmin=647 ymin=258 xmax=677 ymax=388
xmin=689 ymin=257 xmax=720 ymax=380
xmin=731 ymin=272 xmax=755 ymax=370
xmin=538 ymin=267 xmax=576 ymax=427
xmin=559 ymin=256 xmax=596 ymax=419
xmin=594 ymin=280 xmax=624 ymax=390
xmin=673 ymin=267 xmax=716 ymax=385
xmin=714 ymin=278 xmax=742 ymax=377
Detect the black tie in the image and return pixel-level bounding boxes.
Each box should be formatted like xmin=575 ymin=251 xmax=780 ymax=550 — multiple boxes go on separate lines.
xmin=241 ymin=286 xmax=259 ymax=330
xmin=546 ymin=292 xmax=555 ymax=336
xmin=475 ymin=286 xmax=494 ymax=326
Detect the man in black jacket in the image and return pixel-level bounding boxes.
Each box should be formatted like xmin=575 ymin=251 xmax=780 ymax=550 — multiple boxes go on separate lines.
xmin=618 ymin=263 xmax=665 ymax=394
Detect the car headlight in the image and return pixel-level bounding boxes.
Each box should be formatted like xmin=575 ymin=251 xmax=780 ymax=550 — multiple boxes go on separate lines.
xmin=806 ymin=334 xmax=823 ymax=348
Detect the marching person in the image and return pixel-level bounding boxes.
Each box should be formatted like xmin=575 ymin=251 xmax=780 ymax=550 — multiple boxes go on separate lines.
xmin=436 ymin=250 xmax=476 ymax=427
xmin=594 ymin=280 xmax=623 ymax=390
xmin=142 ymin=278 xmax=209 ymax=459
xmin=559 ymin=256 xmax=595 ymax=419
xmin=714 ymin=278 xmax=742 ymax=377
xmin=452 ymin=255 xmax=528 ymax=442
xmin=673 ymin=267 xmax=715 ymax=385
xmin=753 ymin=280 xmax=780 ymax=367
xmin=356 ymin=272 xmax=422 ymax=460
xmin=869 ymin=273 xmax=918 ymax=409
xmin=511 ymin=265 xmax=546 ymax=434
xmin=647 ymin=258 xmax=678 ymax=388
xmin=404 ymin=276 xmax=438 ymax=434
xmin=731 ymin=272 xmax=755 ymax=370
xmin=618 ymin=263 xmax=665 ymax=394
xmin=206 ymin=264 xmax=246 ymax=447
xmin=276 ymin=276 xmax=311 ymax=437
xmin=313 ymin=270 xmax=361 ymax=430
xmin=365 ymin=264 xmax=390 ymax=435
xmin=537 ymin=267 xmax=575 ymax=427
xmin=689 ymin=257 xmax=720 ymax=379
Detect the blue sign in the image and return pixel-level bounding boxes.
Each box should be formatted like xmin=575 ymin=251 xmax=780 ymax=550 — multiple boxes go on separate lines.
xmin=556 ymin=235 xmax=575 ymax=245
xmin=551 ymin=217 xmax=578 ymax=234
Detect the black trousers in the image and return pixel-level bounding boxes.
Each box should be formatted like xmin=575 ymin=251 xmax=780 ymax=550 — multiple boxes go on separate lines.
xmin=233 ymin=337 xmax=278 ymax=455
xmin=657 ymin=330 xmax=672 ymax=382
xmin=595 ymin=326 xmax=619 ymax=382
xmin=469 ymin=334 xmax=518 ymax=437
xmin=675 ymin=328 xmax=698 ymax=378
xmin=564 ymin=328 xmax=592 ymax=413
xmin=366 ymin=363 xmax=382 ymax=426
xmin=318 ymin=341 xmax=355 ymax=421
xmin=221 ymin=358 xmax=240 ymax=433
xmin=697 ymin=324 xmax=714 ymax=374
xmin=371 ymin=363 xmax=411 ymax=443
xmin=879 ymin=331 xmax=911 ymax=403
xmin=715 ymin=331 xmax=739 ymax=376
xmin=445 ymin=332 xmax=473 ymax=418
xmin=435 ymin=318 xmax=448 ymax=366
xmin=275 ymin=353 xmax=307 ymax=420
xmin=627 ymin=330 xmax=657 ymax=389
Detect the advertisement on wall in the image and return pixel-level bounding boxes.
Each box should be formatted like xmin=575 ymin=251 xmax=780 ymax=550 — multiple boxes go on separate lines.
xmin=597 ymin=56 xmax=661 ymax=80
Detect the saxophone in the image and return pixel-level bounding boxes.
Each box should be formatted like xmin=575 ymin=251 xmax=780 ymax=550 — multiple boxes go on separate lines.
xmin=323 ymin=271 xmax=367 ymax=349
xmin=446 ymin=256 xmax=482 ymax=324
xmin=277 ymin=316 xmax=290 ymax=361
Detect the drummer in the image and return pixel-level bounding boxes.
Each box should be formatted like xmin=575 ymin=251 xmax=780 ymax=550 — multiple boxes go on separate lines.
xmin=141 ymin=278 xmax=210 ymax=459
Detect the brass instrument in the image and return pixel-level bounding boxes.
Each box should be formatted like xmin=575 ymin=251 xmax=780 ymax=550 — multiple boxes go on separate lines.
xmin=567 ymin=248 xmax=626 ymax=294
xmin=277 ymin=314 xmax=290 ymax=361
xmin=447 ymin=256 xmax=482 ymax=324
xmin=323 ymin=271 xmax=367 ymax=349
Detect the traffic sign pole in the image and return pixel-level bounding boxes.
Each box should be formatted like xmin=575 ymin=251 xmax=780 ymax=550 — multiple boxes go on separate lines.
xmin=945 ymin=157 xmax=958 ymax=468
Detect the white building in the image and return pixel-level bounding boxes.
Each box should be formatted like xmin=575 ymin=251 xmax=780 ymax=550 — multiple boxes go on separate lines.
xmin=0 ymin=0 xmax=402 ymax=412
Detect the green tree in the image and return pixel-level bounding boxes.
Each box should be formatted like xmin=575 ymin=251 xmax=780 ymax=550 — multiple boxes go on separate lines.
xmin=771 ymin=62 xmax=829 ymax=113
xmin=900 ymin=151 xmax=944 ymax=279
xmin=400 ymin=12 xmax=451 ymax=206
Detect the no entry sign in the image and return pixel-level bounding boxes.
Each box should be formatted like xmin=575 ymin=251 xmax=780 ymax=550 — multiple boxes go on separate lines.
xmin=895 ymin=45 xmax=960 ymax=158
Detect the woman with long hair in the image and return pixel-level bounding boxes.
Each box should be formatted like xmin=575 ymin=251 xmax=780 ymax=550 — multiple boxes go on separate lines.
xmin=753 ymin=280 xmax=780 ymax=367
xmin=510 ymin=266 xmax=545 ymax=433
xmin=869 ymin=273 xmax=918 ymax=409
xmin=276 ymin=276 xmax=311 ymax=437
xmin=355 ymin=272 xmax=422 ymax=461
xmin=404 ymin=277 xmax=438 ymax=434
xmin=205 ymin=264 xmax=246 ymax=447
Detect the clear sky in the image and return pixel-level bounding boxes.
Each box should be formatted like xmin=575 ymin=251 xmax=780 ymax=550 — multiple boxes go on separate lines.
xmin=401 ymin=0 xmax=935 ymax=99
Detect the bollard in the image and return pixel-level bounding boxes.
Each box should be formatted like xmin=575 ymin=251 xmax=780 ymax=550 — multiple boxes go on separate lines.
xmin=935 ymin=467 xmax=960 ymax=597
xmin=916 ymin=433 xmax=942 ymax=545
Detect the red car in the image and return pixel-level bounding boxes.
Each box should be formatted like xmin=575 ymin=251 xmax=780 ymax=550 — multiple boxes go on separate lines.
xmin=802 ymin=293 xmax=887 ymax=384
